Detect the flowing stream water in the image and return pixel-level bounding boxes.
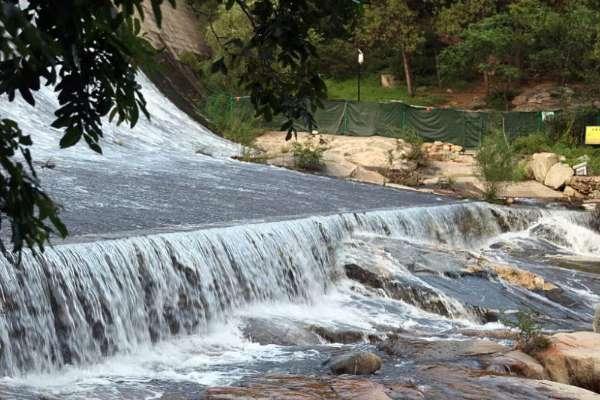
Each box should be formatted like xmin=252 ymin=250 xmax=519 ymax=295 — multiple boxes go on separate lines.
xmin=0 ymin=75 xmax=598 ymax=399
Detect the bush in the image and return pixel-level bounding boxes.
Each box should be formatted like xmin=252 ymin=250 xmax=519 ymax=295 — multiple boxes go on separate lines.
xmin=398 ymin=128 xmax=426 ymax=165
xmin=476 ymin=131 xmax=515 ymax=183
xmin=292 ymin=142 xmax=325 ymax=171
xmin=512 ymin=133 xmax=552 ymax=155
xmin=202 ymin=94 xmax=260 ymax=146
xmin=503 ymin=310 xmax=551 ymax=355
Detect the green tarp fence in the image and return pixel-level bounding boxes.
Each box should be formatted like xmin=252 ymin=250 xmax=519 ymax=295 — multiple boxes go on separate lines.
xmin=230 ymin=97 xmax=549 ymax=148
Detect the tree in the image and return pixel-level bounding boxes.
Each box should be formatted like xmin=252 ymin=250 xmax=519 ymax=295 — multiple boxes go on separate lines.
xmin=439 ymin=0 xmax=600 ymax=100
xmin=0 ymin=0 xmax=362 ymax=259
xmin=359 ymin=0 xmax=424 ymax=97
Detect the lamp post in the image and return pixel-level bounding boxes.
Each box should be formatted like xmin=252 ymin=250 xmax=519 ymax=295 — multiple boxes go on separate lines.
xmin=357 ymin=49 xmax=364 ymax=103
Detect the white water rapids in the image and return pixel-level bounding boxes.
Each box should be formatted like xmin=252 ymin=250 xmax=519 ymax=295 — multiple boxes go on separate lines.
xmin=0 ymin=202 xmax=597 ymax=400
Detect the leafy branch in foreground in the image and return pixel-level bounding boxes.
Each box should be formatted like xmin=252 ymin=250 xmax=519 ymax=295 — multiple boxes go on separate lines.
xmin=0 ymin=119 xmax=66 ymax=260
xmin=0 ymin=0 xmax=173 ymax=258
xmin=203 ymin=0 xmax=362 ymax=139
xmin=0 ymin=0 xmax=362 ymax=258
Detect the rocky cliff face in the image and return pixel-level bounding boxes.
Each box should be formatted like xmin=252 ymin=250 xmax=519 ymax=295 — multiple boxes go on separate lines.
xmin=140 ymin=1 xmax=209 ymax=58
xmin=138 ymin=2 xmax=216 ymax=131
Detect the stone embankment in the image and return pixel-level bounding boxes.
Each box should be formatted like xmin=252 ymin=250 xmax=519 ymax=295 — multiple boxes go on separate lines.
xmin=254 ymin=132 xmax=598 ymax=202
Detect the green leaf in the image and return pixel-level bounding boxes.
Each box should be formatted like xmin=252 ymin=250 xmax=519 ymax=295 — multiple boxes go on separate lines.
xmin=59 ymin=127 xmax=82 ymax=148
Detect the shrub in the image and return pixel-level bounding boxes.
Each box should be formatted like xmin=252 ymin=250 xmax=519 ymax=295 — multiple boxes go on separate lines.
xmin=512 ymin=160 xmax=531 ymax=182
xmin=476 ymin=131 xmax=515 ymax=183
xmin=292 ymin=142 xmax=325 ymax=171
xmin=389 ymin=127 xmax=427 ymax=166
xmin=482 ymin=182 xmax=500 ymax=202
xmin=202 ymin=94 xmax=261 ymax=146
xmin=503 ymin=310 xmax=551 ymax=355
xmin=512 ymin=133 xmax=552 ymax=155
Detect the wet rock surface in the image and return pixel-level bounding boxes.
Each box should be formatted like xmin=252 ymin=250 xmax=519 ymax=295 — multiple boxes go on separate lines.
xmin=486 ymin=350 xmax=548 ymax=380
xmin=241 ymin=318 xmax=323 ymax=346
xmin=203 ymin=375 xmax=394 ymax=400
xmin=326 ymin=351 xmax=383 ymax=375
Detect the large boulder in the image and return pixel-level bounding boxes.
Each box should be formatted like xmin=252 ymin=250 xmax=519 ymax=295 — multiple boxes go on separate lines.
xmin=536 ymin=331 xmax=600 ymax=392
xmin=531 ymin=153 xmax=559 ymax=183
xmin=326 ymin=351 xmax=383 ymax=375
xmin=594 ymin=305 xmax=600 ymax=333
xmin=564 ymin=185 xmax=584 ymax=199
xmin=241 ymin=317 xmax=322 ymax=346
xmin=544 ymin=163 xmax=574 ymax=190
xmin=487 ymin=350 xmax=548 ymax=380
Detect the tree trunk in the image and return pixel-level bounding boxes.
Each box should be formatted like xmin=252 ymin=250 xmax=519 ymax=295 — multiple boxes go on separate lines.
xmin=484 ymin=71 xmax=490 ymax=96
xmin=434 ymin=50 xmax=442 ymax=89
xmin=402 ymin=50 xmax=415 ymax=97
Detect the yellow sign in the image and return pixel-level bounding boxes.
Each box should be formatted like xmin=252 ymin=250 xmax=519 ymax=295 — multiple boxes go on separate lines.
xmin=586 ymin=126 xmax=600 ymax=145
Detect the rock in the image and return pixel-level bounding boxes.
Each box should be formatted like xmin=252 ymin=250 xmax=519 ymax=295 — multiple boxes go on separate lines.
xmin=345 ymin=262 xmax=457 ymax=317
xmin=140 ymin=0 xmax=207 ymax=57
xmin=544 ymin=163 xmax=574 ymax=190
xmin=422 ymin=177 xmax=440 ymax=186
xmin=323 ymin=159 xmax=357 ymax=179
xmin=204 ymin=375 xmax=393 ymax=400
xmin=531 ymin=153 xmax=559 ymax=183
xmin=564 ymin=185 xmax=584 ymax=199
xmin=487 ymin=262 xmax=557 ymax=291
xmin=497 ymin=181 xmax=565 ymax=199
xmin=326 ymin=351 xmax=383 ymax=375
xmin=344 ymin=263 xmax=389 ymax=289
xmin=417 ymin=364 xmax=600 ymax=400
xmin=350 ymin=167 xmax=386 ymax=185
xmin=380 ymin=74 xmax=397 ymax=88
xmin=536 ymin=331 xmax=600 ymax=392
xmin=380 ymin=336 xmax=508 ymax=361
xmin=594 ymin=305 xmax=600 ymax=333
xmin=570 ymin=176 xmax=600 ymax=197
xmin=468 ymin=96 xmax=486 ymax=110
xmin=241 ymin=317 xmax=322 ymax=346
xmin=310 ymin=325 xmax=365 ymax=344
xmin=487 ymin=350 xmax=548 ymax=380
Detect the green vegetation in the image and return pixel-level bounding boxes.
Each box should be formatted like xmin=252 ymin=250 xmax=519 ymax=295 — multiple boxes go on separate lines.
xmin=512 ymin=131 xmax=600 ymax=176
xmin=202 ymin=95 xmax=260 ymax=146
xmin=503 ymin=310 xmax=551 ymax=355
xmin=476 ymin=131 xmax=513 ymax=198
xmin=476 ymin=130 xmax=531 ymax=201
xmin=325 ymin=76 xmax=445 ymax=105
xmin=291 ymin=142 xmax=325 ymax=172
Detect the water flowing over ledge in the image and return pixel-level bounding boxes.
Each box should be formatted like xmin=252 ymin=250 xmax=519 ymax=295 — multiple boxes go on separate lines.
xmin=0 ymin=202 xmax=586 ymax=377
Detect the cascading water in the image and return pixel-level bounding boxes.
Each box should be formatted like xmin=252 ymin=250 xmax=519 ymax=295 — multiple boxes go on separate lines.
xmin=1 ymin=72 xmax=599 ymax=399
xmin=0 ymin=202 xmax=590 ymax=379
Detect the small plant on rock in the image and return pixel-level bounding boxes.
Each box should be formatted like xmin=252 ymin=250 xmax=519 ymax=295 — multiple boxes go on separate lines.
xmin=502 ymin=310 xmax=551 ymax=355
xmin=292 ymin=142 xmax=325 ymax=171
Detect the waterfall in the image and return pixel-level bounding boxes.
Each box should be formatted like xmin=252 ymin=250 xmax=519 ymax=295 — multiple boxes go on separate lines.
xmin=0 ymin=73 xmax=241 ymax=161
xmin=0 ymin=202 xmax=565 ymax=377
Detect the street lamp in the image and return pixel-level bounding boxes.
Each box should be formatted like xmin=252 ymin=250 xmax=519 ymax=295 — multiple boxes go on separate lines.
xmin=357 ymin=49 xmax=364 ymax=103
